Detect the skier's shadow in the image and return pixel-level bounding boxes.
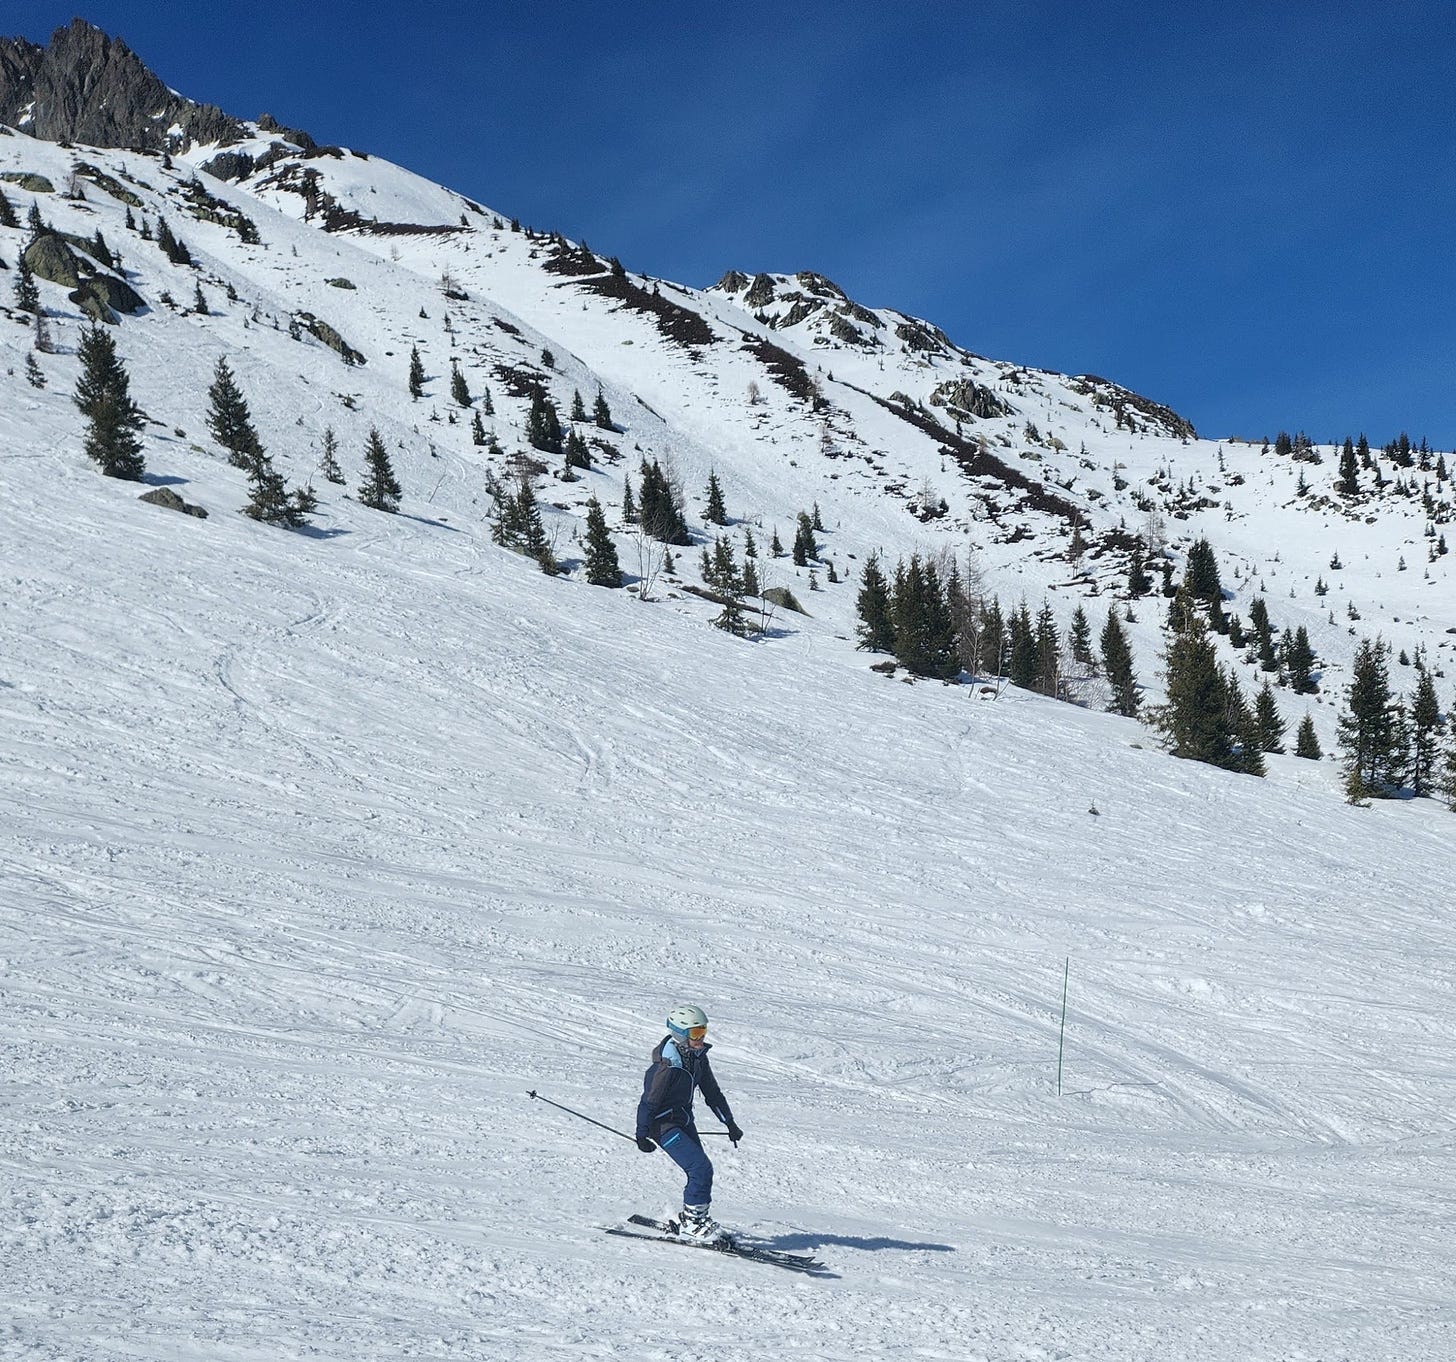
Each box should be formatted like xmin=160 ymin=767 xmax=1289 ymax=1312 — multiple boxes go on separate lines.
xmin=760 ymin=1232 xmax=955 ymax=1254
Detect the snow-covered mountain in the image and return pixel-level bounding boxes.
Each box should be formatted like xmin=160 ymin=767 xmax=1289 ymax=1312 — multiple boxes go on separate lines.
xmin=3 ymin=22 xmax=1454 ymax=1362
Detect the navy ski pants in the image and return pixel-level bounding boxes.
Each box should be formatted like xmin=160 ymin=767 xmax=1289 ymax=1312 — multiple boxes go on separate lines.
xmin=660 ymin=1127 xmax=713 ymax=1205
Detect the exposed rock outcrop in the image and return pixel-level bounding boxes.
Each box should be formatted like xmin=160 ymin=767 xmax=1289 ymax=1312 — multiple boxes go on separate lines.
xmin=139 ymin=487 xmax=208 ymax=519
xmin=23 ymin=232 xmax=81 ymax=288
xmin=70 ymin=273 xmax=146 ymax=323
xmin=296 ymin=312 xmax=366 ymax=366
xmin=929 ymin=378 xmax=1014 ymax=421
xmin=0 ymin=20 xmax=245 ymax=151
xmin=0 ymin=170 xmax=53 ymax=192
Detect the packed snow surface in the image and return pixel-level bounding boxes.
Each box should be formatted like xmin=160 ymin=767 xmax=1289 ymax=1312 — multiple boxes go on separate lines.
xmin=1 ymin=125 xmax=1454 ymax=1361
xmin=6 ymin=441 xmax=1455 ymax=1361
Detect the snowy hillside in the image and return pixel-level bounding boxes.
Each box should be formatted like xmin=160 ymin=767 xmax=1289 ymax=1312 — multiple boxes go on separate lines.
xmin=3 ymin=45 xmax=1456 ymax=1362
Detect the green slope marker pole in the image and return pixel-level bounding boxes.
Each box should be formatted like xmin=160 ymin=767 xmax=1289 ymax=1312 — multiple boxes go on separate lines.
xmin=1056 ymin=957 xmax=1070 ymax=1097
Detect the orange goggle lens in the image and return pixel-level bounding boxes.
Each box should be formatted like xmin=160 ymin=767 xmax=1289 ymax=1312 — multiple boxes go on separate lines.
xmin=687 ymin=1025 xmax=708 ymax=1041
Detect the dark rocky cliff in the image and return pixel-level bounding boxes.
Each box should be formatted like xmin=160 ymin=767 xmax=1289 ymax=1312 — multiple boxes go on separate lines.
xmin=0 ymin=18 xmax=244 ymax=151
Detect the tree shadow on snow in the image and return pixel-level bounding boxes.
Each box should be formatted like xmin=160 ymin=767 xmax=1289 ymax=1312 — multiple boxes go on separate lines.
xmin=139 ymin=473 xmax=190 ymax=487
xmin=759 ymin=1232 xmax=955 ymax=1254
xmin=398 ymin=512 xmax=460 ymax=532
xmin=293 ymin=524 xmax=350 ymax=540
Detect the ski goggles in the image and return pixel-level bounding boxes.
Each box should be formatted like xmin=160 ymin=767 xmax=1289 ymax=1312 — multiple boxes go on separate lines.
xmin=685 ymin=1025 xmax=707 ymax=1041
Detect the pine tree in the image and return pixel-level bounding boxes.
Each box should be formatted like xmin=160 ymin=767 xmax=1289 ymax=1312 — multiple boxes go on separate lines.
xmin=1409 ymin=661 xmax=1442 ymax=796
xmin=1127 ymin=544 xmax=1152 ymax=597
xmin=705 ymin=471 xmax=727 ymax=526
xmin=1100 ymin=608 xmax=1139 ymax=716
xmin=855 ymin=554 xmax=895 ymax=653
xmin=582 ymin=496 xmax=622 ymax=588
xmin=638 ymin=460 xmax=688 ymax=544
xmin=26 ymin=200 xmax=44 ymax=237
xmin=24 ymin=353 xmax=45 ymax=389
xmin=741 ymin=556 xmax=760 ymax=597
xmin=1283 ymin=625 xmax=1317 ymax=693
xmin=570 ymin=389 xmax=587 ymax=423
xmin=155 ymin=217 xmax=192 ymax=266
xmin=206 ymin=357 xmax=265 ymax=469
xmin=770 ymin=527 xmax=784 ymax=558
xmin=1248 ymin=596 xmax=1278 ymax=672
xmin=525 ymin=391 xmax=563 ymax=454
xmin=510 ymin=477 xmax=556 ymax=572
xmin=1185 ymin=537 xmax=1223 ymax=606
xmin=621 ymin=475 xmax=637 ymax=524
xmin=1159 ymin=599 xmax=1236 ymax=768
xmin=192 ymin=280 xmax=208 ymax=315
xmin=408 ymin=346 xmax=425 ymax=400
xmin=1007 ymin=602 xmax=1038 ymax=689
xmin=74 ymin=325 xmax=146 ymax=480
xmin=482 ymin=387 xmax=494 ymax=417
xmin=318 ymin=426 xmax=345 ymax=484
xmin=1226 ymin=673 xmax=1265 ymax=776
xmin=358 ymin=427 xmax=402 ymax=512
xmin=1254 ymin=680 xmax=1286 ymax=753
xmin=0 ymin=185 xmax=15 ymax=228
xmin=593 ymin=388 xmax=614 ymax=430
xmin=792 ymin=511 xmax=818 ymax=566
xmin=563 ymin=430 xmax=592 ymax=471
xmin=979 ymin=598 xmax=1006 ymax=677
xmin=471 ymin=410 xmax=487 ymax=447
xmin=243 ymin=451 xmax=308 ymax=528
xmin=450 ymin=361 xmax=472 ymax=407
xmin=13 ymin=255 xmax=40 ymax=314
xmin=1338 ymin=638 xmax=1400 ymax=795
xmin=1338 ymin=437 xmax=1359 ymax=495
xmin=1294 ymin=714 xmax=1322 ymax=760
xmin=891 ymin=556 xmax=958 ymax=679
xmin=1034 ymin=602 xmax=1061 ymax=697
xmin=1070 ymin=604 xmax=1093 ymax=669
xmin=706 ymin=536 xmax=748 ymax=634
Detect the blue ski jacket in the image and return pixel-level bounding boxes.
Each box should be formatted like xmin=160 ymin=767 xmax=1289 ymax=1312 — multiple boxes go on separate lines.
xmin=635 ymin=1036 xmax=735 ymax=1142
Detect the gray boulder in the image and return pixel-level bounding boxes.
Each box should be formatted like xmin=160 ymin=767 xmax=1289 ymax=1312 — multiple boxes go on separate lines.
xmin=296 ymin=312 xmax=366 ymax=366
xmin=23 ymin=233 xmax=81 ymax=288
xmin=139 ymin=487 xmax=207 ymax=519
xmin=71 ymin=289 xmax=114 ymax=324
xmin=0 ymin=170 xmax=54 ymax=193
xmin=70 ymin=273 xmax=146 ymax=321
xmin=763 ymin=586 xmax=807 ymax=616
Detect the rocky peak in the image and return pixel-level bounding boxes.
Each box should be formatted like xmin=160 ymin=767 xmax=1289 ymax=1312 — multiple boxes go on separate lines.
xmin=0 ymin=18 xmax=245 ymax=151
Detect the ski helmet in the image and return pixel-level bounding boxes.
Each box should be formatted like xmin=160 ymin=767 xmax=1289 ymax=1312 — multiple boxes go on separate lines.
xmin=666 ymin=1004 xmax=709 ymax=1045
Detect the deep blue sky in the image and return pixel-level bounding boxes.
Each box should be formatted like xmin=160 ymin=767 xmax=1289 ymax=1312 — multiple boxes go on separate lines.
xmin=12 ymin=3 xmax=1456 ymax=445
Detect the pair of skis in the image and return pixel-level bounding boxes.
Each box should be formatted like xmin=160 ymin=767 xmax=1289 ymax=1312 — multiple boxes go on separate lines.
xmin=605 ymin=1214 xmax=828 ymax=1275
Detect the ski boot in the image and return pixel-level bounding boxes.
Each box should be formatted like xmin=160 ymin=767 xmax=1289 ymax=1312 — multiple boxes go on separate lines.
xmin=672 ymin=1203 xmax=729 ymax=1245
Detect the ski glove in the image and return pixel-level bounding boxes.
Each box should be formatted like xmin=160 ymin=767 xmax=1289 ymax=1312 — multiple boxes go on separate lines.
xmin=726 ymin=1123 xmax=743 ymax=1147
xmin=636 ymin=1136 xmax=656 ymax=1153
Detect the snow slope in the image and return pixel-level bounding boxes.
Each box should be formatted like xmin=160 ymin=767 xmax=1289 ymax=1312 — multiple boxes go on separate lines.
xmin=2 ymin=119 xmax=1455 ymax=1360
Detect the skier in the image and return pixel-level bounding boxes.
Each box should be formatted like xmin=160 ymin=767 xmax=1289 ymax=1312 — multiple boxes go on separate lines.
xmin=635 ymin=1004 xmax=743 ymax=1242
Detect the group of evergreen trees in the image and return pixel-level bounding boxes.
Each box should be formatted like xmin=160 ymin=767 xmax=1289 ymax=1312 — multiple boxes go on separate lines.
xmin=488 ymin=472 xmax=556 ymax=573
xmin=205 ymin=358 xmax=321 ymax=526
xmin=1338 ymin=639 xmax=1455 ymax=804
xmin=627 ymin=459 xmax=690 ymax=545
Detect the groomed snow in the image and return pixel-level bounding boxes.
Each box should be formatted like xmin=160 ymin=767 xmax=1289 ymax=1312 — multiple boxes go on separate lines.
xmin=2 ymin=124 xmax=1454 ymax=1361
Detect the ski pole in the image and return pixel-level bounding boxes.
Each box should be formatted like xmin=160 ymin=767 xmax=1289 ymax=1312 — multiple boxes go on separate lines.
xmin=526 ymin=1090 xmax=732 ymax=1140
xmin=528 ymin=1089 xmax=636 ymax=1142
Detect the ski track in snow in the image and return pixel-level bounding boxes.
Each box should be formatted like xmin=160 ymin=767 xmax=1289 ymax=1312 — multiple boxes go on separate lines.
xmin=0 ymin=131 xmax=1453 ymax=1361
xmin=5 ymin=485 xmax=1454 ymax=1362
